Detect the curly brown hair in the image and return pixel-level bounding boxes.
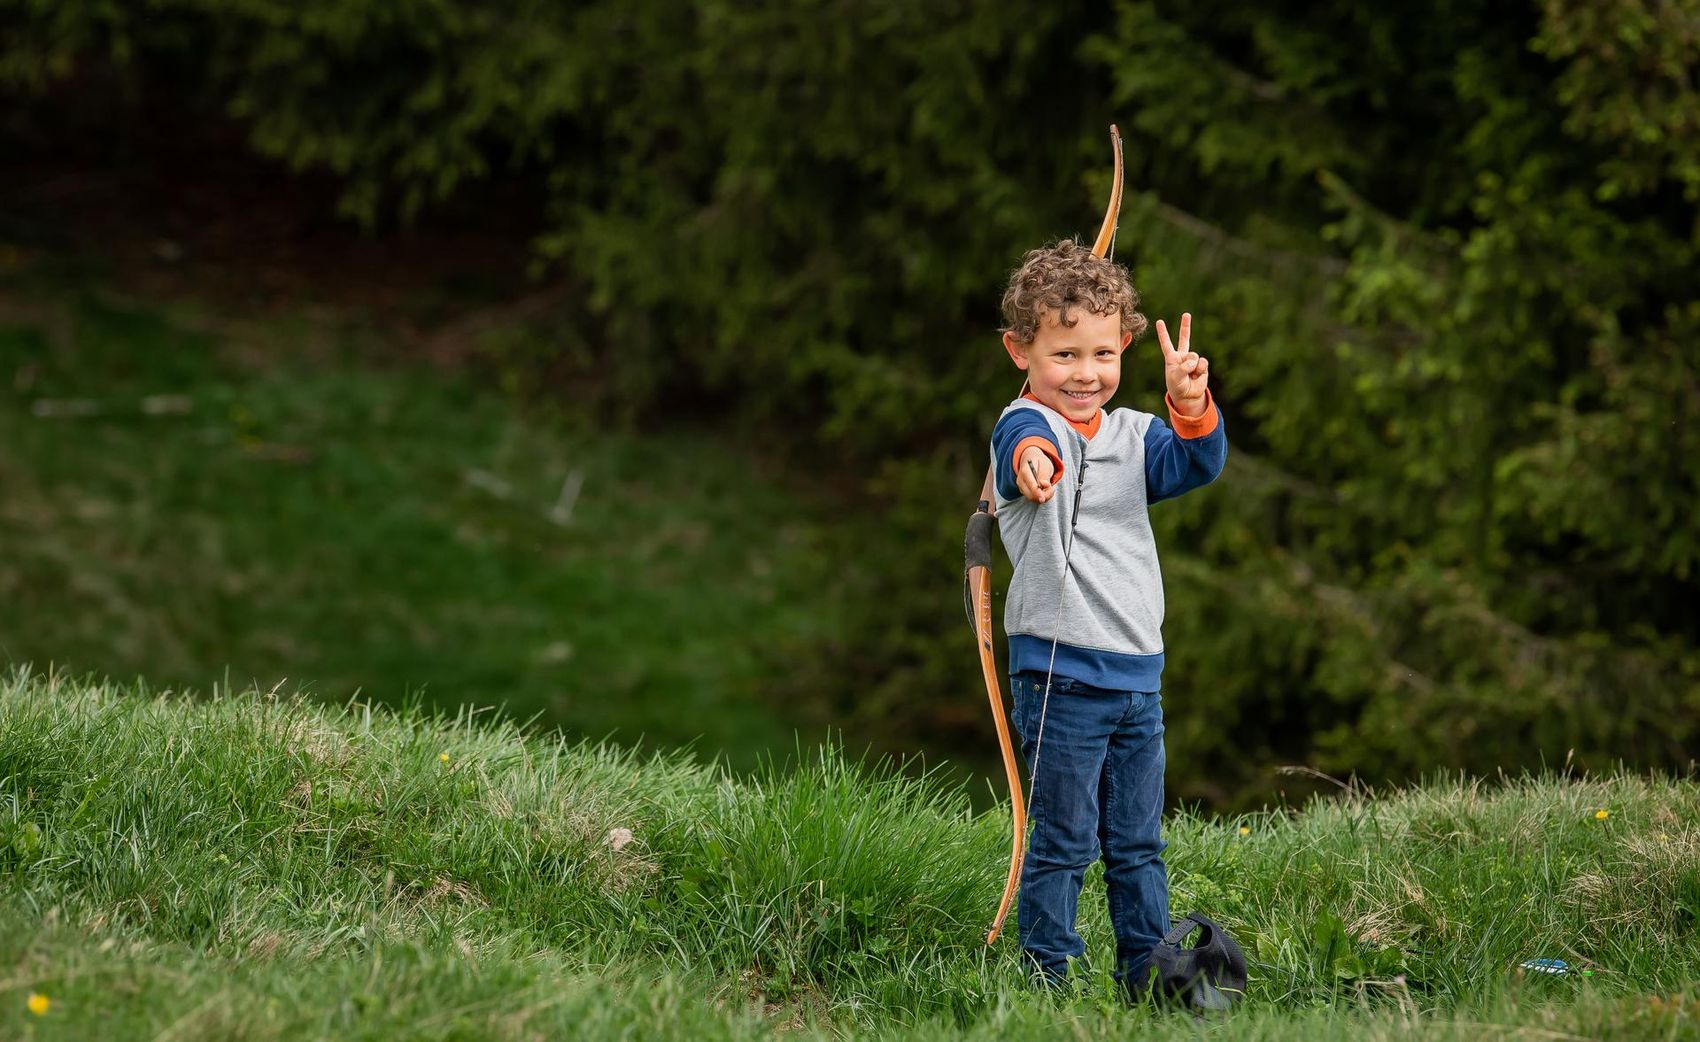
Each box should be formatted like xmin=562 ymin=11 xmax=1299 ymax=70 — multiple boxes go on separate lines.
xmin=1000 ymin=238 xmax=1147 ymax=344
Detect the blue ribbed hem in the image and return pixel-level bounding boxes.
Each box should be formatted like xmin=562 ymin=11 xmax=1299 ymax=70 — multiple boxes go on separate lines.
xmin=1007 ymin=635 xmax=1165 ymax=692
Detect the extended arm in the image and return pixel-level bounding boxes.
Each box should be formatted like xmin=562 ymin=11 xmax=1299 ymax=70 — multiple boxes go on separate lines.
xmin=991 ymin=409 xmax=1064 ymax=502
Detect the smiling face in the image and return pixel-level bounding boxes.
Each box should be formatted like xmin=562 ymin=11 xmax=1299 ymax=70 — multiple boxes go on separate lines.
xmin=1002 ymin=306 xmax=1133 ymax=422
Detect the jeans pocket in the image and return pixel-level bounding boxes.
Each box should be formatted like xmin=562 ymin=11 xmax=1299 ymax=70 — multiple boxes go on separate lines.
xmin=1013 ymin=671 xmax=1076 ymax=740
xmin=1033 ymin=673 xmax=1077 ymax=700
xmin=1009 ymin=675 xmax=1029 ymax=739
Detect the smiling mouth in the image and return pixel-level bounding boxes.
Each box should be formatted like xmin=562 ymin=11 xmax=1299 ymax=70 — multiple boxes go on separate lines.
xmin=1061 ymin=389 xmax=1096 ymax=401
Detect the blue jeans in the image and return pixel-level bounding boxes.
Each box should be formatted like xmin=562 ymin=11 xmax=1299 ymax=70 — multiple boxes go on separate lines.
xmin=1010 ymin=670 xmax=1169 ymax=994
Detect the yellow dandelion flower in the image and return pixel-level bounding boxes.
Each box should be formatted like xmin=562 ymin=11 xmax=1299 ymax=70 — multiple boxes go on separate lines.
xmin=1594 ymin=809 xmax=1609 ymax=820
xmin=1238 ymin=826 xmax=1250 ymax=836
xmin=27 ymin=993 xmax=50 ymax=1015
xmin=439 ymin=753 xmax=450 ymax=763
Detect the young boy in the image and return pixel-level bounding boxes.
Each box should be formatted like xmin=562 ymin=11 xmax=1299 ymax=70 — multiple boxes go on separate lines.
xmin=990 ymin=238 xmax=1227 ymax=995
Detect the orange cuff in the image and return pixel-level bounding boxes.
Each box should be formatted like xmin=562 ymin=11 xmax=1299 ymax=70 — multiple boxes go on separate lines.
xmin=1012 ymin=436 xmax=1064 ymax=482
xmin=1166 ymin=390 xmax=1219 ymax=439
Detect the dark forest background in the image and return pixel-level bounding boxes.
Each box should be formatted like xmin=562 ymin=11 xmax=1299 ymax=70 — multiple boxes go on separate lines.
xmin=2 ymin=0 xmax=1696 ymax=811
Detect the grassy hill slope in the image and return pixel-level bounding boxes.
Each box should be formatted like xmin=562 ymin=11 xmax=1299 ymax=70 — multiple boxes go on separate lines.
xmin=2 ymin=670 xmax=1696 ymax=1039
xmin=0 ymin=279 xmax=850 ymax=770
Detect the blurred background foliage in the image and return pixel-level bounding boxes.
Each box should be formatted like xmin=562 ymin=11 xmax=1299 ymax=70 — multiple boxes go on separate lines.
xmin=1 ymin=0 xmax=1696 ymax=810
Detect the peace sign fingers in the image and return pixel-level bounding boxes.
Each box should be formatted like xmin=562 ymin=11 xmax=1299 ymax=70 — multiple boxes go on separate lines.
xmin=1154 ymin=312 xmax=1192 ymax=361
xmin=1155 ymin=312 xmax=1209 ymax=407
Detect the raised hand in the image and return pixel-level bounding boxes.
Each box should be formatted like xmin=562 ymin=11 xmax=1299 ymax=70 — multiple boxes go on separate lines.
xmin=1155 ymin=312 xmax=1209 ymax=416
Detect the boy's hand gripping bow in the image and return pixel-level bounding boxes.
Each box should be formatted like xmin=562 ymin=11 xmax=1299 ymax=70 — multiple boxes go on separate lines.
xmin=966 ymin=125 xmax=1123 ymax=945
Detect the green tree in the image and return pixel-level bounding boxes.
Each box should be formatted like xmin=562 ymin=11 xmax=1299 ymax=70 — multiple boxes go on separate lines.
xmin=3 ymin=0 xmax=1695 ymax=807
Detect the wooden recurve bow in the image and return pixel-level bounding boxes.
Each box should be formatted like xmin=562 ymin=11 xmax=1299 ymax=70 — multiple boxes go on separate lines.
xmin=967 ymin=124 xmax=1123 ymax=946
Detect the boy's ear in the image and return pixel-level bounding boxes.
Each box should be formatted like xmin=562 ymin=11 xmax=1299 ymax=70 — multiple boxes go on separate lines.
xmin=1121 ymin=330 xmax=1133 ymax=349
xmin=1002 ymin=331 xmax=1032 ymax=371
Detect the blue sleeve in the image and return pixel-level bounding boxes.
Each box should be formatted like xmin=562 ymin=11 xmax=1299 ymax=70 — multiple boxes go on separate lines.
xmin=1145 ymin=408 xmax=1228 ymax=504
xmin=990 ymin=409 xmax=1060 ymax=502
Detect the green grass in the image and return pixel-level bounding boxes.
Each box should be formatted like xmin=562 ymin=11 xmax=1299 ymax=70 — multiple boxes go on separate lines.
xmin=2 ymin=669 xmax=1697 ymax=1039
xmin=0 ymin=283 xmax=847 ymax=770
